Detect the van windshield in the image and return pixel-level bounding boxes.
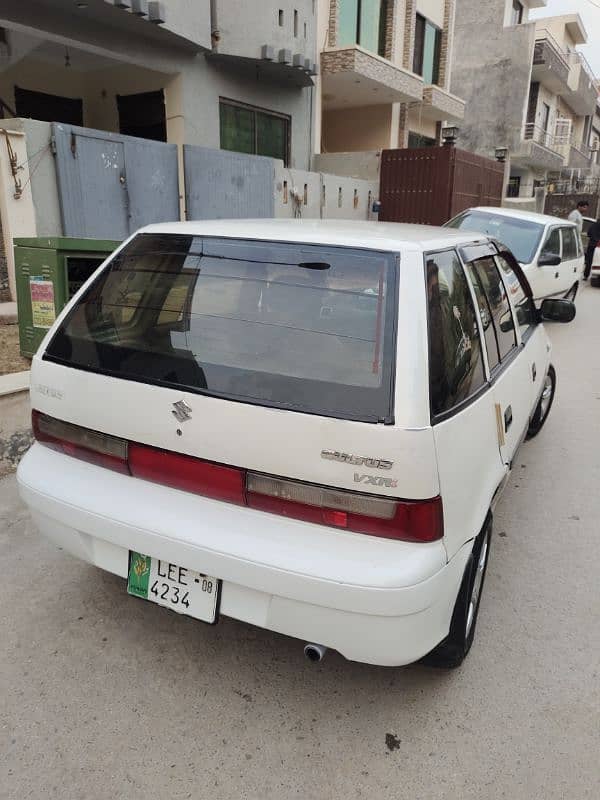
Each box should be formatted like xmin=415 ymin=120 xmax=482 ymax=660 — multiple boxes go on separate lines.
xmin=445 ymin=211 xmax=544 ymax=264
xmin=44 ymin=234 xmax=398 ymax=423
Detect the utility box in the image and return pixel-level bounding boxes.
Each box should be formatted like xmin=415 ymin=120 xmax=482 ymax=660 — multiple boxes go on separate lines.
xmin=378 ymin=146 xmax=505 ymax=226
xmin=14 ymin=237 xmax=119 ymax=357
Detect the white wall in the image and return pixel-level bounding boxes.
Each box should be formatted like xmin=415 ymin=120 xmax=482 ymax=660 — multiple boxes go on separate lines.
xmin=416 ymin=0 xmax=446 ymax=28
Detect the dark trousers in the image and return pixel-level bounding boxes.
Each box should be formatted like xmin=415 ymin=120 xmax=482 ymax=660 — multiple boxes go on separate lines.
xmin=585 ymin=243 xmax=596 ymax=279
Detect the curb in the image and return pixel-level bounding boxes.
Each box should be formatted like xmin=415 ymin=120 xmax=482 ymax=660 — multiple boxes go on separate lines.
xmin=0 ymin=371 xmax=30 ymax=397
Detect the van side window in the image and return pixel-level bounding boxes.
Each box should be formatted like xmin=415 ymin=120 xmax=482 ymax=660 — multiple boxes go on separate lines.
xmin=561 ymin=227 xmax=578 ymax=260
xmin=426 ymin=250 xmax=486 ymax=417
xmin=540 ymin=228 xmax=560 ymax=260
xmin=494 ymin=253 xmax=536 ymax=338
xmin=466 ymin=257 xmax=517 ymax=370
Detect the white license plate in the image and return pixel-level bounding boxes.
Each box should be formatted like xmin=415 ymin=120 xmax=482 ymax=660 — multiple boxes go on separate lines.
xmin=127 ymin=552 xmax=219 ymax=624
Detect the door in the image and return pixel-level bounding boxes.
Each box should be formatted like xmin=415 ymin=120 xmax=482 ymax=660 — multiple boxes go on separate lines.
xmin=15 ymin=86 xmax=83 ymax=126
xmin=465 ymin=255 xmax=533 ymax=467
xmin=52 ymin=123 xmax=179 ymax=239
xmin=117 ymin=90 xmax=167 ymax=142
xmin=494 ymin=251 xmax=549 ymax=414
xmin=559 ymin=226 xmax=584 ymax=292
xmin=536 ymin=226 xmax=562 ymax=299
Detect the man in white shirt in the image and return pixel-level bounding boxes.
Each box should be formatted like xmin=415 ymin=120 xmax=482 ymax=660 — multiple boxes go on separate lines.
xmin=568 ymin=200 xmax=590 ymax=235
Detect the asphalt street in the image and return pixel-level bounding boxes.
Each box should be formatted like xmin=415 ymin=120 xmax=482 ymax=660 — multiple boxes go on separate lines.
xmin=1 ymin=285 xmax=599 ymax=800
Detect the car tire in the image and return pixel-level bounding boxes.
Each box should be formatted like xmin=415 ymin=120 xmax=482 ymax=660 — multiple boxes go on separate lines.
xmin=422 ymin=517 xmax=492 ymax=669
xmin=591 ymin=276 xmax=600 ymax=288
xmin=526 ymin=364 xmax=556 ymax=439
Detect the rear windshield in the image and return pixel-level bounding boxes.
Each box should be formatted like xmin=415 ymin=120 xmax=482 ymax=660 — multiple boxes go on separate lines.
xmin=446 ymin=211 xmax=544 ymax=264
xmin=45 ymin=234 xmax=398 ymax=423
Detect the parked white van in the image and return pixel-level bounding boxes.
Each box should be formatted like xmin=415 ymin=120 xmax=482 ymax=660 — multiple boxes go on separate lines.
xmin=445 ymin=207 xmax=583 ymax=302
xmin=17 ymin=220 xmax=575 ymax=668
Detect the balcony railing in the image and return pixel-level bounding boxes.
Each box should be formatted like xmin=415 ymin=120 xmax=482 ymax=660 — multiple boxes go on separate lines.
xmin=524 ymin=123 xmax=557 ymax=150
xmin=568 ymin=50 xmax=597 ymax=87
xmin=531 ymin=124 xmax=593 ymax=166
xmin=534 ymin=30 xmax=571 ymax=74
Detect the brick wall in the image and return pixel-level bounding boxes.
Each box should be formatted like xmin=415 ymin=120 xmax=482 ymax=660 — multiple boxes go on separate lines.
xmin=397 ymin=103 xmax=409 ymax=148
xmin=402 ymin=0 xmax=417 ymax=71
xmin=383 ymin=0 xmax=396 ymax=61
xmin=327 ymin=0 xmax=339 ymax=48
xmin=438 ymin=0 xmax=456 ymax=91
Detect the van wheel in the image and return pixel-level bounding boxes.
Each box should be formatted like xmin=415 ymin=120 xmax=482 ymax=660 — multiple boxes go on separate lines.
xmin=526 ymin=365 xmax=556 ymax=439
xmin=591 ymin=276 xmax=600 ymax=288
xmin=422 ymin=519 xmax=492 ymax=669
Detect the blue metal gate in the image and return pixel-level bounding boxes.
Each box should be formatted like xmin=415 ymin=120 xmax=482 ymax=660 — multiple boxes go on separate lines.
xmin=184 ymin=146 xmax=274 ymax=220
xmin=52 ymin=123 xmax=179 ymax=239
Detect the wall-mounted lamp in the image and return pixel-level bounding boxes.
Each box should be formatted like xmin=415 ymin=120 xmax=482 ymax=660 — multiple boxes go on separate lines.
xmin=441 ymin=126 xmax=459 ymax=146
xmin=495 ymin=146 xmax=509 ymax=163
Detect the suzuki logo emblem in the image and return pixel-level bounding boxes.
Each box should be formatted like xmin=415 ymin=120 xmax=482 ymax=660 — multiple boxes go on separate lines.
xmin=172 ymin=400 xmax=193 ymax=423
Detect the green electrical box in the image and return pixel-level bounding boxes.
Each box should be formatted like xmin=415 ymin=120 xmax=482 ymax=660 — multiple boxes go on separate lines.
xmin=14 ymin=236 xmax=120 ymax=358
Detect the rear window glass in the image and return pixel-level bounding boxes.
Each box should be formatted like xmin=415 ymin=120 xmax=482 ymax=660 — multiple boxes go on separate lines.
xmin=44 ymin=234 xmax=398 ymax=423
xmin=446 ymin=211 xmax=544 ymax=264
xmin=426 ymin=249 xmax=486 ymax=417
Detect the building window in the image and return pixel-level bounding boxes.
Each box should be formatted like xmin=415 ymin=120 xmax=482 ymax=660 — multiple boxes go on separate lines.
xmin=408 ymin=132 xmax=437 ymax=148
xmin=413 ymin=14 xmax=442 ymax=85
xmin=338 ymin=0 xmax=390 ymax=58
xmin=510 ymin=0 xmax=523 ymax=26
xmin=507 ymin=176 xmax=521 ymax=197
xmin=219 ymin=100 xmax=291 ymax=166
xmin=541 ymin=102 xmax=551 ymax=133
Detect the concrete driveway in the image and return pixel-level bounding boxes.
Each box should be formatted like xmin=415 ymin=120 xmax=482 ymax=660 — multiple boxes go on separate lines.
xmin=1 ymin=288 xmax=599 ymax=800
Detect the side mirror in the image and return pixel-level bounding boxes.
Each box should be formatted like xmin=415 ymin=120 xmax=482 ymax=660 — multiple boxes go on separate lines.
xmin=538 ymin=253 xmax=561 ymax=267
xmin=540 ymin=298 xmax=576 ymax=323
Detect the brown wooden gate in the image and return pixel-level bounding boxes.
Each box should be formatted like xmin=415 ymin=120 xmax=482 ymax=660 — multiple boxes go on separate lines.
xmin=379 ymin=146 xmax=504 ymax=226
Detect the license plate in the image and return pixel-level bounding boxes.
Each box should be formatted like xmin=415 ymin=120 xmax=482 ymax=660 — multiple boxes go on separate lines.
xmin=127 ymin=552 xmax=219 ymax=624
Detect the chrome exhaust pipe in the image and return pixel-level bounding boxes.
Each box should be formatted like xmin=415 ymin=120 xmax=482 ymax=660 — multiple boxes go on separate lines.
xmin=304 ymin=643 xmax=327 ymax=662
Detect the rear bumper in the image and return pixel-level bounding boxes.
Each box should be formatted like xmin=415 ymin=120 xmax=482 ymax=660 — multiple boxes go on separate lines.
xmin=17 ymin=444 xmax=471 ymax=666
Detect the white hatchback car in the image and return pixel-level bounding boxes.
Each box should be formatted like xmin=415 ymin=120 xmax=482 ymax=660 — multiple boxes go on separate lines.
xmin=446 ymin=207 xmax=584 ymax=302
xmin=17 ymin=220 xmax=575 ymax=668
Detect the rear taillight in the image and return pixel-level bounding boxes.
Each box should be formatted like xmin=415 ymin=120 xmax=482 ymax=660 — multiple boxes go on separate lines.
xmin=32 ymin=411 xmax=443 ymax=543
xmin=128 ymin=443 xmax=245 ymax=505
xmin=247 ymin=473 xmax=442 ymax=542
xmin=32 ymin=410 xmax=129 ymax=474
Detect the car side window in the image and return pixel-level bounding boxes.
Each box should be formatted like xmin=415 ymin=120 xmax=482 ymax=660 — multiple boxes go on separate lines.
xmin=426 ymin=250 xmax=486 ymax=417
xmin=540 ymin=228 xmax=561 ymax=260
xmin=561 ymin=227 xmax=578 ymax=260
xmin=466 ymin=257 xmax=518 ymax=370
xmin=494 ymin=253 xmax=537 ymax=338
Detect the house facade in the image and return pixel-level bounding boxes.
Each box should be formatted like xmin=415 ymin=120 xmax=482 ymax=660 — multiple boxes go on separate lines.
xmin=314 ymin=0 xmax=465 ymax=163
xmin=0 ymin=0 xmax=317 ymax=169
xmin=451 ymin=0 xmax=599 ymax=202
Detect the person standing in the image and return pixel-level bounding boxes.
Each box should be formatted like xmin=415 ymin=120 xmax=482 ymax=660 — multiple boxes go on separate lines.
xmin=568 ymin=200 xmax=589 ymax=237
xmin=584 ymin=217 xmax=600 ymax=280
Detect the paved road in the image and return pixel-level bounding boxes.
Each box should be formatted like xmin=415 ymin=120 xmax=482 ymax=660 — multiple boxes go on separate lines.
xmin=1 ymin=287 xmax=599 ymax=800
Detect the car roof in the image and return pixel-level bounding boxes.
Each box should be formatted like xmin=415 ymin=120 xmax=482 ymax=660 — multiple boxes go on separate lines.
xmin=467 ymin=206 xmax=575 ymax=227
xmin=139 ymin=219 xmax=489 ymax=252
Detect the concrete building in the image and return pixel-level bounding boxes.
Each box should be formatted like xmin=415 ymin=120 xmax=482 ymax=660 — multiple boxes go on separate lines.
xmin=451 ymin=0 xmax=599 ymax=202
xmin=313 ymin=0 xmax=465 ymax=172
xmin=0 ymin=0 xmax=317 ymax=169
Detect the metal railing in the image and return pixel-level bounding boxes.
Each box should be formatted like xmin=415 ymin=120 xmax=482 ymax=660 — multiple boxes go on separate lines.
xmin=568 ymin=50 xmax=598 ymax=87
xmin=524 ymin=123 xmax=557 ymax=150
xmin=534 ymin=29 xmax=571 ymax=73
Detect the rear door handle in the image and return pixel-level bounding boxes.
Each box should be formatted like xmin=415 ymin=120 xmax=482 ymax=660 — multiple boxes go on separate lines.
xmin=504 ymin=405 xmax=513 ymax=432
